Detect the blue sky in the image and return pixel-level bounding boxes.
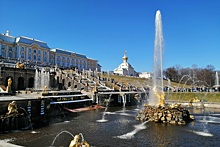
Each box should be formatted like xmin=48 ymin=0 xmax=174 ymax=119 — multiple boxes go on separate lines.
xmin=0 ymin=0 xmax=220 ymax=72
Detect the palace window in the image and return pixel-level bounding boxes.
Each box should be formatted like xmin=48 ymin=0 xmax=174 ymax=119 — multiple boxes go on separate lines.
xmin=62 ymin=57 xmax=65 ymax=66
xmin=21 ymin=52 xmax=24 ymax=59
xmin=1 ymin=45 xmax=5 ymax=57
xmin=44 ymin=51 xmax=47 ymax=62
xmin=57 ymin=56 xmax=61 ymax=65
xmin=67 ymin=58 xmax=70 ymax=67
xmin=28 ymin=54 xmax=32 ymax=60
xmin=8 ymin=47 xmax=13 ymax=58
xmin=50 ymin=58 xmax=54 ymax=64
xmin=72 ymin=59 xmax=75 ymax=66
xmin=34 ymin=55 xmax=36 ymax=61
xmin=15 ymin=47 xmax=18 ymax=58
xmin=44 ymin=57 xmax=47 ymax=62
xmin=38 ymin=55 xmax=41 ymax=61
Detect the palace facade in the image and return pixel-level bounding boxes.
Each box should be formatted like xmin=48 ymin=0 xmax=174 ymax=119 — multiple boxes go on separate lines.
xmin=0 ymin=30 xmax=101 ymax=71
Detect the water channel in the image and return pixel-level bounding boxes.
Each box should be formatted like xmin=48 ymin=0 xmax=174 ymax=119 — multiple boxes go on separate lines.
xmin=0 ymin=105 xmax=220 ymax=147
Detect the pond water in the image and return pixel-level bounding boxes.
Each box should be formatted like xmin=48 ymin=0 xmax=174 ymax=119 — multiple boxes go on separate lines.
xmin=0 ymin=106 xmax=220 ymax=147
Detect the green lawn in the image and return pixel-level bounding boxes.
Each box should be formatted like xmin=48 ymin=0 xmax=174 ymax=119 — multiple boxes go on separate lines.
xmin=166 ymin=92 xmax=220 ymax=103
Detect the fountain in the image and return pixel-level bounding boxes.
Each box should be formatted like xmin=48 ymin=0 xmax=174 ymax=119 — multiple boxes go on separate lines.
xmin=215 ymin=71 xmax=219 ymax=86
xmin=136 ymin=10 xmax=193 ymax=125
xmin=34 ymin=67 xmax=50 ymax=90
xmin=214 ymin=71 xmax=220 ymax=91
xmin=0 ymin=101 xmax=32 ymax=133
xmin=96 ymin=93 xmax=113 ymax=122
xmin=120 ymin=93 xmax=126 ymax=108
xmin=148 ymin=10 xmax=164 ymax=107
xmin=50 ymin=131 xmax=90 ymax=147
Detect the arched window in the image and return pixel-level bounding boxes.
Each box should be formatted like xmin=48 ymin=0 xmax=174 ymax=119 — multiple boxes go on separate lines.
xmin=62 ymin=57 xmax=65 ymax=66
xmin=44 ymin=51 xmax=47 ymax=62
xmin=72 ymin=59 xmax=75 ymax=66
xmin=33 ymin=48 xmax=37 ymax=61
xmin=15 ymin=47 xmax=18 ymax=58
xmin=38 ymin=50 xmax=41 ymax=62
xmin=34 ymin=55 xmax=36 ymax=60
xmin=67 ymin=58 xmax=70 ymax=67
xmin=50 ymin=54 xmax=54 ymax=64
xmin=57 ymin=56 xmax=61 ymax=65
xmin=21 ymin=47 xmax=25 ymax=59
xmin=28 ymin=54 xmax=32 ymax=60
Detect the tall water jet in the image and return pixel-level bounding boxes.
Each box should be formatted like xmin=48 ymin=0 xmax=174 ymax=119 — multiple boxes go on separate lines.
xmin=148 ymin=10 xmax=164 ymax=106
xmin=215 ymin=71 xmax=219 ymax=86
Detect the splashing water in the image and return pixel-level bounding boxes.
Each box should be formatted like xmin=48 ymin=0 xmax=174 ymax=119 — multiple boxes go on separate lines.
xmin=34 ymin=68 xmax=50 ymax=90
xmin=79 ymin=133 xmax=84 ymax=142
xmin=96 ymin=93 xmax=112 ymax=123
xmin=50 ymin=130 xmax=74 ymax=146
xmin=190 ymin=130 xmax=213 ymax=137
xmin=115 ymin=121 xmax=149 ymax=139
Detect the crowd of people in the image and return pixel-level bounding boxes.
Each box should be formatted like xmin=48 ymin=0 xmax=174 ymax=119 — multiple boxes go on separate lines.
xmin=164 ymin=86 xmax=220 ymax=92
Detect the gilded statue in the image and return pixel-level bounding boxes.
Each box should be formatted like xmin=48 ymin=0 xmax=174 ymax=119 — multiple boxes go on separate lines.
xmin=69 ymin=135 xmax=90 ymax=147
xmin=69 ymin=135 xmax=81 ymax=147
xmin=134 ymin=94 xmax=140 ymax=100
xmin=7 ymin=77 xmax=12 ymax=87
xmin=42 ymin=86 xmax=47 ymax=93
xmin=153 ymin=86 xmax=165 ymax=106
xmin=6 ymin=77 xmax=12 ymax=92
xmin=7 ymin=101 xmax=18 ymax=115
xmin=16 ymin=62 xmax=25 ymax=69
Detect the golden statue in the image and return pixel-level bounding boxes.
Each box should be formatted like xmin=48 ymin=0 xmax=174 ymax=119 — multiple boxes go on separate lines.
xmin=6 ymin=77 xmax=12 ymax=92
xmin=69 ymin=135 xmax=90 ymax=147
xmin=189 ymin=97 xmax=201 ymax=103
xmin=134 ymin=94 xmax=140 ymax=100
xmin=7 ymin=101 xmax=18 ymax=115
xmin=69 ymin=135 xmax=81 ymax=147
xmin=16 ymin=62 xmax=25 ymax=69
xmin=7 ymin=78 xmax=12 ymax=87
xmin=153 ymin=86 xmax=165 ymax=106
xmin=42 ymin=86 xmax=47 ymax=93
